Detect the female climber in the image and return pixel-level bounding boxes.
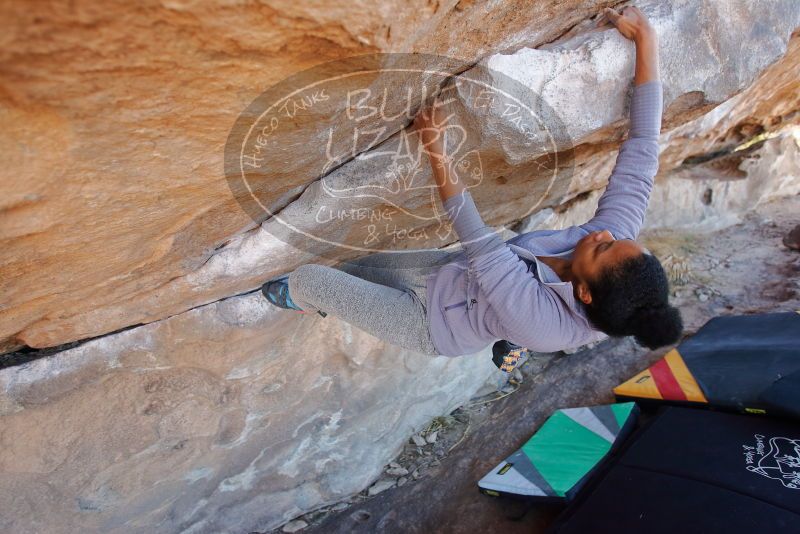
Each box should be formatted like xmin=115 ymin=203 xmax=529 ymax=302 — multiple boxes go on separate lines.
xmin=261 ymin=6 xmax=683 ymax=357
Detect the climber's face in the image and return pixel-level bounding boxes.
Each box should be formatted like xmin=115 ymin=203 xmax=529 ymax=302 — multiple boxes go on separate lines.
xmin=571 ymin=230 xmax=646 ymax=305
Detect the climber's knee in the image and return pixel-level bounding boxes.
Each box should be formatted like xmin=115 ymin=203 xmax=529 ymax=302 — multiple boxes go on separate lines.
xmin=287 ymin=264 xmax=327 ymax=309
xmin=289 ymin=264 xmax=326 ymax=287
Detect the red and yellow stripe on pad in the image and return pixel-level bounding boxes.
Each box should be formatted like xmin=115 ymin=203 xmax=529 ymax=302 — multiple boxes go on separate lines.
xmin=614 ymin=349 xmax=708 ymax=403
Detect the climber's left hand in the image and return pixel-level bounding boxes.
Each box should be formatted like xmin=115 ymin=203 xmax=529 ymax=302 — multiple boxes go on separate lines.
xmin=412 ymin=100 xmax=465 ymax=202
xmin=412 ymin=101 xmax=449 ymax=157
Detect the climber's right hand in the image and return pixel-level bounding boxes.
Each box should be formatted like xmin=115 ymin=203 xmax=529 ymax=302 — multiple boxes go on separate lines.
xmin=596 ymin=5 xmax=654 ymax=43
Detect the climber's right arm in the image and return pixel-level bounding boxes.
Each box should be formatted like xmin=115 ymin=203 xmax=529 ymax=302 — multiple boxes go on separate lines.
xmin=598 ymin=6 xmax=659 ymax=84
xmin=581 ymin=8 xmax=662 ymax=241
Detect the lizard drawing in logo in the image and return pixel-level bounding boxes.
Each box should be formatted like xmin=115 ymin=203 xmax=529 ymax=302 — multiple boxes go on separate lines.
xmin=319 ymin=104 xmax=483 ymax=243
xmin=746 ymin=435 xmax=800 ymax=490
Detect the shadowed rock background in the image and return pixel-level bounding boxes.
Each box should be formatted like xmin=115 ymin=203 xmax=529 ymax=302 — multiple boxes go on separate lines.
xmin=1 ymin=0 xmax=799 ymax=532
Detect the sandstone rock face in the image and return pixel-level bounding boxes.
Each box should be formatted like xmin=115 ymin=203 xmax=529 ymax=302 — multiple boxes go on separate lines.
xmin=2 ymin=1 xmax=800 ymax=534
xmin=0 ymin=0 xmax=605 ymax=352
xmin=3 ymin=0 xmax=799 ymax=350
xmin=513 ymin=22 xmax=800 ymax=234
xmin=516 ymin=127 xmax=800 ymax=233
xmin=0 ymin=293 xmax=497 ymax=533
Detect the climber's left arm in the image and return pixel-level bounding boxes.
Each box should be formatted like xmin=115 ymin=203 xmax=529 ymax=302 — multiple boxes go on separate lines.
xmin=414 ymin=100 xmax=504 ymax=262
xmin=424 ymin=151 xmax=557 ymax=347
xmin=439 ymin=189 xmax=583 ymax=351
xmin=415 ymin=107 xmax=584 ymax=351
xmin=413 ymin=100 xmax=465 ymax=203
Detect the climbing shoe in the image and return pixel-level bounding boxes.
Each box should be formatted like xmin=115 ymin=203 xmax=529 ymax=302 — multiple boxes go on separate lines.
xmin=261 ymin=275 xmax=327 ymax=317
xmin=492 ymin=340 xmax=528 ymax=373
xmin=491 ymin=340 xmax=530 ymax=391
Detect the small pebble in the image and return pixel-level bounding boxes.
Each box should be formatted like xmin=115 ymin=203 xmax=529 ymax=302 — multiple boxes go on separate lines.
xmin=367 ymin=478 xmax=396 ymax=496
xmin=397 ymin=476 xmax=408 ymax=487
xmin=411 ymin=434 xmax=427 ymax=447
xmin=412 ymin=469 xmax=421 ymax=480
xmin=426 ymin=431 xmax=438 ymax=444
xmin=385 ymin=467 xmax=409 ymax=477
xmin=282 ymin=519 xmax=308 ymax=533
xmin=389 ymin=461 xmax=402 ymax=469
xmin=694 ymin=287 xmax=710 ymax=302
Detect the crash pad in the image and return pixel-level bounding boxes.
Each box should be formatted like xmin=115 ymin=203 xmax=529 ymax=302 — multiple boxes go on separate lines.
xmin=614 ymin=311 xmax=800 ymax=416
xmin=478 ymin=403 xmax=638 ymax=501
xmin=550 ymin=407 xmax=800 ymax=532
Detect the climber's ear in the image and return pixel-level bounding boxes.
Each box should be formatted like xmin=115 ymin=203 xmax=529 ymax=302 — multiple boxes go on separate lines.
xmin=576 ymin=281 xmax=593 ymax=305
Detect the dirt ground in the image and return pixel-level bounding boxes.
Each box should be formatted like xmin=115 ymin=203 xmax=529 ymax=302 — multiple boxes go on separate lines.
xmin=270 ymin=193 xmax=800 ymax=534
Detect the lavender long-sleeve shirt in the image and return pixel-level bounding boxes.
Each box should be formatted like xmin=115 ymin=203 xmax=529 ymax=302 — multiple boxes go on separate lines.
xmin=425 ymin=80 xmax=664 ymax=357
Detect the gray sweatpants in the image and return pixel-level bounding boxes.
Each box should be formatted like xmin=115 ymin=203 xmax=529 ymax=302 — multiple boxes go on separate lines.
xmin=287 ymin=250 xmax=455 ymax=355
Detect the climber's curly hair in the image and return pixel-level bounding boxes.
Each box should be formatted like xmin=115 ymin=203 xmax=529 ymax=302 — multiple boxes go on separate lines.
xmin=584 ymin=252 xmax=683 ymax=349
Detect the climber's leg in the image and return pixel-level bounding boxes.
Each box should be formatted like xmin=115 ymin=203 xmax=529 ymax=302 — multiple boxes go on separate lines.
xmin=262 ymin=275 xmax=328 ymax=317
xmin=287 ymin=263 xmax=438 ymax=355
xmin=335 ymin=249 xmax=453 ymax=291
